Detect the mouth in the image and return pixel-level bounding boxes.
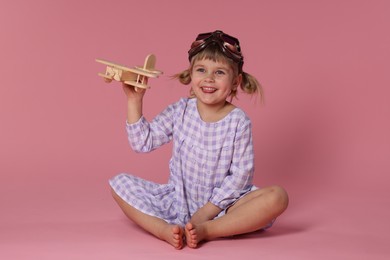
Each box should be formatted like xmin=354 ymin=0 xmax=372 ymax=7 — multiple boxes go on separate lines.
xmin=201 ymin=87 xmax=217 ymax=93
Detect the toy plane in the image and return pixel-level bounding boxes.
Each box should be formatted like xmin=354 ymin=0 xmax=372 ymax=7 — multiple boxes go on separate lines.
xmin=96 ymin=54 xmax=162 ymax=90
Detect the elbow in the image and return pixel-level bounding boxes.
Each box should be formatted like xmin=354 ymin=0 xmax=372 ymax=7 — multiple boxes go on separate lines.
xmin=130 ymin=142 xmax=153 ymax=153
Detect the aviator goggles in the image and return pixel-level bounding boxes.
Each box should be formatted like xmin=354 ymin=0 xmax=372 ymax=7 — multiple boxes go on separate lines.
xmin=188 ymin=30 xmax=244 ymax=72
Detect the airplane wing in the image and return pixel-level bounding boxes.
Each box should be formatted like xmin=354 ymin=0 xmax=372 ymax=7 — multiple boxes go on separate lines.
xmin=125 ymin=67 xmax=162 ymax=78
xmin=96 ymin=59 xmax=161 ymax=78
xmin=134 ymin=66 xmax=163 ymax=76
xmin=95 ymin=59 xmax=133 ymax=71
xmin=124 ymin=80 xmax=150 ymax=89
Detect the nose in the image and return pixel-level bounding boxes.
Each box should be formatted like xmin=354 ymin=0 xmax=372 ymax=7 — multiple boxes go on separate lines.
xmin=203 ymin=72 xmax=215 ymax=82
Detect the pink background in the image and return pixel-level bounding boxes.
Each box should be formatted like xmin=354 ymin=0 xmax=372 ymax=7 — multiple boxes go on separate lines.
xmin=1 ymin=0 xmax=389 ymax=259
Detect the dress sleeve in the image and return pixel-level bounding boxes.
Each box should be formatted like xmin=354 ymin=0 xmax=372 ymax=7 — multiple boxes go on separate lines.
xmin=126 ymin=103 xmax=176 ymax=153
xmin=209 ymin=118 xmax=254 ymax=209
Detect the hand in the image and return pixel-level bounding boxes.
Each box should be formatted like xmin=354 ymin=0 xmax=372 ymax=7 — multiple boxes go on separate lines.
xmin=122 ymin=82 xmax=146 ymax=101
xmin=190 ymin=202 xmax=222 ymax=225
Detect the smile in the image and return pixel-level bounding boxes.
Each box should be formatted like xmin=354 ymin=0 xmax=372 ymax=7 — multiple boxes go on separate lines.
xmin=201 ymin=87 xmax=217 ymax=93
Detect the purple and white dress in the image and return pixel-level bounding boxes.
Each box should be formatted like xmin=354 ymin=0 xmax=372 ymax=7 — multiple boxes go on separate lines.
xmin=109 ymin=98 xmax=255 ymax=226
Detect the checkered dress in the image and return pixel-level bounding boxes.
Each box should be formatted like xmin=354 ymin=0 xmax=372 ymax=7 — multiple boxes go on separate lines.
xmin=109 ymin=98 xmax=255 ymax=226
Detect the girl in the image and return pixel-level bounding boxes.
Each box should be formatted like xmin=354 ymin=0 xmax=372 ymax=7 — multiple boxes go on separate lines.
xmin=109 ymin=30 xmax=289 ymax=249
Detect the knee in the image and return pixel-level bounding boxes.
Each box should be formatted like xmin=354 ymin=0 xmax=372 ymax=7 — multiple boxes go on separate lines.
xmin=267 ymin=185 xmax=289 ymax=213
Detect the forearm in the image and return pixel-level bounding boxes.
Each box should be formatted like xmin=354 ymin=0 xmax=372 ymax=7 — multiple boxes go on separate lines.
xmin=190 ymin=202 xmax=222 ymax=225
xmin=127 ymin=97 xmax=143 ymax=124
xmin=122 ymin=83 xmax=146 ymax=124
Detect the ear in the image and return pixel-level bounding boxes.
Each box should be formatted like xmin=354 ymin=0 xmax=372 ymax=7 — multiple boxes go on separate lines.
xmin=232 ymin=74 xmax=242 ymax=90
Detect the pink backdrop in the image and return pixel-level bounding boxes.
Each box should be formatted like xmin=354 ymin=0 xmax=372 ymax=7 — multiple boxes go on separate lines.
xmin=1 ymin=0 xmax=389 ymax=259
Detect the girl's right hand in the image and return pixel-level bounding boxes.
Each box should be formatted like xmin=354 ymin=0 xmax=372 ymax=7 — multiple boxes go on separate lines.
xmin=122 ymin=82 xmax=146 ymax=100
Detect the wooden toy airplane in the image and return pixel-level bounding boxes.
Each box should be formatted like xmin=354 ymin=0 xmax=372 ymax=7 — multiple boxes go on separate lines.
xmin=96 ymin=54 xmax=162 ymax=90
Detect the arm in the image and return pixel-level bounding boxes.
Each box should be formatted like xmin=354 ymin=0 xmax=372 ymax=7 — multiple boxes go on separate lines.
xmin=209 ymin=119 xmax=254 ymax=210
xmin=122 ymin=83 xmax=145 ymax=124
xmin=190 ymin=202 xmax=222 ymax=225
xmin=190 ymin=118 xmax=254 ymax=223
xmin=125 ymin=88 xmax=179 ymax=153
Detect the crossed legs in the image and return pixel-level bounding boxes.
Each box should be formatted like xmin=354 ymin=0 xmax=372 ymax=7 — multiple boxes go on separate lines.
xmin=111 ymin=185 xmax=288 ymax=249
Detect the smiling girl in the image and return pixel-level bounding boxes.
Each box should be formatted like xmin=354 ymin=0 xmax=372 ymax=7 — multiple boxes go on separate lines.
xmin=109 ymin=30 xmax=289 ymax=249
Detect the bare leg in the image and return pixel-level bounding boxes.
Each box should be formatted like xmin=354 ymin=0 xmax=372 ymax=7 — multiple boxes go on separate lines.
xmin=111 ymin=188 xmax=184 ymax=249
xmin=185 ymin=185 xmax=289 ymax=248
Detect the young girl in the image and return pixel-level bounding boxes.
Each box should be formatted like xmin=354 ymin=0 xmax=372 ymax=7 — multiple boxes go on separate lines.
xmin=109 ymin=30 xmax=289 ymax=249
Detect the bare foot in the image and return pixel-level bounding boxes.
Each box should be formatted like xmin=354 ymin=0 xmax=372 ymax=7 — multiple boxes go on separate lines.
xmin=185 ymin=222 xmax=206 ymax=248
xmin=159 ymin=224 xmax=184 ymax=249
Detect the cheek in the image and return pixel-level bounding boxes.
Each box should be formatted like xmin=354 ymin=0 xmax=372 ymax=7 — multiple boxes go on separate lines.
xmin=190 ymin=76 xmax=201 ymax=87
xmin=189 ymin=81 xmax=200 ymax=94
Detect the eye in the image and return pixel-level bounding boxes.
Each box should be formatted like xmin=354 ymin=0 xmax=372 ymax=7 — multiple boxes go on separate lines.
xmin=195 ymin=67 xmax=206 ymax=73
xmin=215 ymin=70 xmax=226 ymax=75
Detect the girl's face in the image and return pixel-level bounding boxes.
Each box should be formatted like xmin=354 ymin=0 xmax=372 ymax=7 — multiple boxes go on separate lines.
xmin=190 ymin=58 xmax=241 ymax=108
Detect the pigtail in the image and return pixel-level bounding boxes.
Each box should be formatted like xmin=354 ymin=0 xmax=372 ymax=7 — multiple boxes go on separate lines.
xmin=173 ymin=69 xmax=191 ymax=85
xmin=172 ymin=69 xmax=195 ymax=98
xmin=240 ymin=72 xmax=264 ymax=102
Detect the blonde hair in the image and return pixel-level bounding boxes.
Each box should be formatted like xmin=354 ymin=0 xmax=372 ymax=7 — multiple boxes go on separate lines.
xmin=173 ymin=43 xmax=264 ymax=102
